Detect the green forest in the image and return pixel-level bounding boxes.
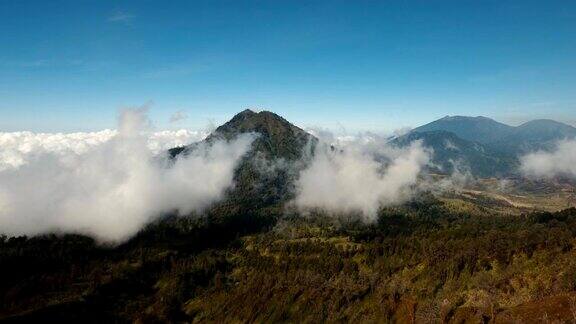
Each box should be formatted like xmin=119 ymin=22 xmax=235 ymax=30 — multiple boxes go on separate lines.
xmin=2 ymin=195 xmax=576 ymax=323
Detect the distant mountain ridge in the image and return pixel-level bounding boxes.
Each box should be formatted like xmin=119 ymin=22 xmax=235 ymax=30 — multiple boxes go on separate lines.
xmin=169 ymin=110 xmax=576 ymax=181
xmin=411 ymin=116 xmax=576 ymax=153
xmin=411 ymin=116 xmax=515 ymax=144
xmin=490 ymin=119 xmax=576 ymax=153
xmin=397 ymin=115 xmax=576 ymax=177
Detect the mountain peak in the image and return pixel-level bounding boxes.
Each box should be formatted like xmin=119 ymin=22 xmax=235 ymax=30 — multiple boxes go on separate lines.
xmin=177 ymin=109 xmax=315 ymax=162
xmin=511 ymin=119 xmax=576 ymax=143
xmin=440 ymin=115 xmax=492 ymax=121
xmin=236 ymin=108 xmax=257 ymax=117
xmin=412 ymin=115 xmax=514 ymax=144
xmin=410 ymin=115 xmax=576 ymax=157
xmin=172 ymin=109 xmax=316 ymax=204
xmin=213 ymin=110 xmax=302 ymax=139
xmin=226 ymin=109 xmax=257 ymax=124
xmin=518 ymin=119 xmax=574 ymax=129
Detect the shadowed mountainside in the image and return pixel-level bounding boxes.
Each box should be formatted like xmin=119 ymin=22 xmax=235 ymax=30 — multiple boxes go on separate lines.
xmin=392 ymin=130 xmax=518 ymax=178
xmin=490 ymin=119 xmax=576 ymax=153
xmin=170 ymin=109 xmax=317 ymax=207
xmin=398 ymin=115 xmax=576 ymax=177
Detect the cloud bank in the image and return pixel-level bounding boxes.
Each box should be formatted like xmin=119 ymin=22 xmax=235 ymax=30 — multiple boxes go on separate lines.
xmin=294 ymin=135 xmax=431 ymax=219
xmin=0 ymin=129 xmax=207 ymax=171
xmin=520 ymin=140 xmax=576 ymax=178
xmin=0 ymin=108 xmax=253 ymax=243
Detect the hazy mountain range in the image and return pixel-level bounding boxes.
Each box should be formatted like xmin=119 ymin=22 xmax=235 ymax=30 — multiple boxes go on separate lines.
xmin=410 ymin=115 xmax=576 ymax=152
xmin=171 ymin=110 xmax=576 ymax=179
xmin=399 ymin=116 xmax=576 ymax=177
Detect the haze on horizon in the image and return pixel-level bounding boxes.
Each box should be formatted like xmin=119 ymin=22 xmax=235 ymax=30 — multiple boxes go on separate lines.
xmin=1 ymin=0 xmax=575 ymax=133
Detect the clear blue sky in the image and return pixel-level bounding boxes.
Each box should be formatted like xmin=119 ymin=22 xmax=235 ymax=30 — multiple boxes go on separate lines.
xmin=1 ymin=0 xmax=575 ymax=132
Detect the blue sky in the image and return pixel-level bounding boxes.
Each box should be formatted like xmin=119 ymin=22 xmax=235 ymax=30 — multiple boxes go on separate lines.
xmin=0 ymin=0 xmax=575 ymax=133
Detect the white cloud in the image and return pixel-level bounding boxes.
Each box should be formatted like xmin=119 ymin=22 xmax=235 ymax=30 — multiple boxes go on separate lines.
xmin=293 ymin=135 xmax=431 ymax=219
xmin=305 ymin=127 xmax=391 ymax=148
xmin=520 ymin=140 xmax=576 ymax=178
xmin=0 ymin=108 xmax=253 ymax=243
xmin=0 ymin=128 xmax=207 ymax=171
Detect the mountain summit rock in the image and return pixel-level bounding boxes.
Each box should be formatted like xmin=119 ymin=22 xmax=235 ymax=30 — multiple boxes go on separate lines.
xmin=171 ymin=109 xmax=315 ymax=161
xmin=205 ymin=109 xmax=315 ymax=160
xmin=170 ymin=109 xmax=317 ymax=206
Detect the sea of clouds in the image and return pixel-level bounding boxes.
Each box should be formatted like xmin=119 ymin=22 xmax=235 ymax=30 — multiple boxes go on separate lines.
xmin=3 ymin=110 xmax=573 ymax=244
xmin=0 ymin=119 xmax=435 ymax=242
xmin=0 ymin=108 xmax=253 ymax=243
xmin=0 ymin=128 xmax=208 ymax=171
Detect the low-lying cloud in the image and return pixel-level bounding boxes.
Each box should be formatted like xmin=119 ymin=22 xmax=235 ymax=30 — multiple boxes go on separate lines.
xmin=0 ymin=108 xmax=253 ymax=243
xmin=293 ymin=135 xmax=431 ymax=219
xmin=520 ymin=139 xmax=576 ymax=178
xmin=0 ymin=128 xmax=207 ymax=171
